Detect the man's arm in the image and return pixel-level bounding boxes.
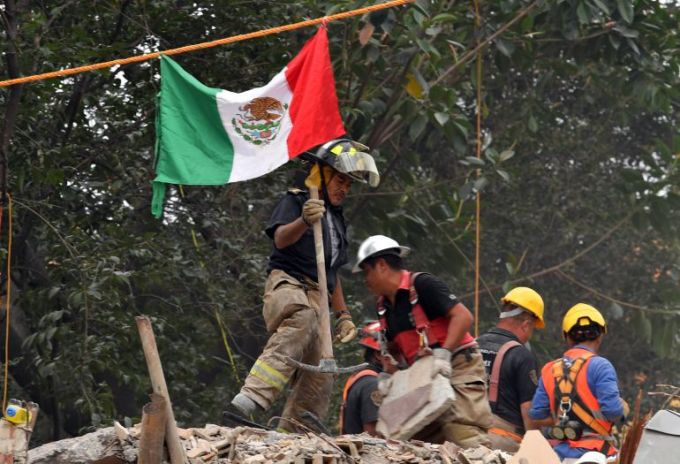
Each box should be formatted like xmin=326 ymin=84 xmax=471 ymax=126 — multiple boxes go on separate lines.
xmin=332 ymin=277 xmax=357 ymax=343
xmin=330 ymin=276 xmax=347 ymax=315
xmin=528 ymin=378 xmax=554 ymax=427
xmin=273 ymin=217 xmax=309 ymax=249
xmin=590 ymin=357 xmax=624 ymax=421
xmin=521 ymin=401 xmax=541 ymax=430
xmin=359 ymin=379 xmax=381 ymax=436
xmin=442 ymin=302 xmax=474 ymax=350
xmin=515 ymin=350 xmax=541 ymax=430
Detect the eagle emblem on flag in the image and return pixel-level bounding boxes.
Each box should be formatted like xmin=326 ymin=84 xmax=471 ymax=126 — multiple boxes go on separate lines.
xmin=232 ymin=96 xmax=288 ymax=146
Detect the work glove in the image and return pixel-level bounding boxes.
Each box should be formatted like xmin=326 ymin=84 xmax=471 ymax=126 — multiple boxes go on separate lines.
xmin=301 ymin=199 xmax=325 ymax=226
xmin=431 ymin=348 xmax=452 ymax=379
xmin=621 ymin=398 xmax=630 ymax=421
xmin=334 ymin=312 xmax=357 ymax=343
xmin=377 ymin=372 xmax=393 ymax=398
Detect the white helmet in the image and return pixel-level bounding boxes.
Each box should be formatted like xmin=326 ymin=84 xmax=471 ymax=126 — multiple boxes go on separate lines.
xmin=352 ymin=235 xmax=410 ymax=273
xmin=574 ymin=452 xmax=607 ymax=464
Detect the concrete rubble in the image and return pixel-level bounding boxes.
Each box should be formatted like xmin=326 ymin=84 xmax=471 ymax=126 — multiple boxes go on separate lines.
xmin=26 ymin=423 xmax=513 ymax=464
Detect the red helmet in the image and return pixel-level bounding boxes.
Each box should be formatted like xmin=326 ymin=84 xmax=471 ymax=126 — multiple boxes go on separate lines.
xmin=358 ymin=321 xmax=382 ymax=351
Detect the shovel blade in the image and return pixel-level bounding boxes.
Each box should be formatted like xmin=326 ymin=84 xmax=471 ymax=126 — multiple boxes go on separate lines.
xmin=283 ymin=356 xmax=369 ymax=374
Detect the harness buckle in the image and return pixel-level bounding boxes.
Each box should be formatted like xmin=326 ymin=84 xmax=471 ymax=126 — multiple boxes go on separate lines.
xmin=418 ymin=328 xmax=429 ymax=348
xmin=559 ymin=398 xmax=573 ymax=417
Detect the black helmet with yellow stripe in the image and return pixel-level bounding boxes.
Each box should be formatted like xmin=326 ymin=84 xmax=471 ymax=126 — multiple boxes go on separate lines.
xmin=310 ymin=139 xmax=380 ymax=188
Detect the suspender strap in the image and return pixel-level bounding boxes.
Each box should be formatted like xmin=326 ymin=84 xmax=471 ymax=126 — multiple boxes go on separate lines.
xmin=408 ymin=272 xmax=429 ymax=331
xmin=489 ymin=427 xmax=523 ymax=443
xmin=572 ymin=402 xmax=612 ymax=438
xmin=339 ymin=369 xmax=379 ymax=433
xmin=489 ymin=340 xmax=522 ymax=403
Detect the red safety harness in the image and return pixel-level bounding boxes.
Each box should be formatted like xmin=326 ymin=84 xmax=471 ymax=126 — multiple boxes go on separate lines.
xmin=377 ymin=271 xmax=475 ymax=365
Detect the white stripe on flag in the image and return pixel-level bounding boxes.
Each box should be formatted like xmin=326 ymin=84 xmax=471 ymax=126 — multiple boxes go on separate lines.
xmin=216 ymin=69 xmax=294 ymax=182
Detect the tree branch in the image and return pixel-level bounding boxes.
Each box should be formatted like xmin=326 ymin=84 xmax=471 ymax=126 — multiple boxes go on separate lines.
xmin=459 ymin=209 xmax=637 ymax=298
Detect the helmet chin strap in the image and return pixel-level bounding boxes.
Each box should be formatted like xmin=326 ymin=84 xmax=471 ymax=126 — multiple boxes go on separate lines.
xmin=317 ymin=163 xmax=334 ymax=205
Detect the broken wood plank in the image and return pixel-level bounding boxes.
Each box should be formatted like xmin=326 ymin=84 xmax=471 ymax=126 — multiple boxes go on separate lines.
xmin=138 ymin=393 xmax=168 ymax=464
xmin=137 ymin=316 xmax=187 ymax=464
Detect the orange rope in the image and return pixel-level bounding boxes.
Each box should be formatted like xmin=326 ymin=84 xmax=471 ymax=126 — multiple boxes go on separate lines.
xmin=0 ymin=0 xmax=415 ymax=88
xmin=472 ymin=0 xmax=483 ymax=337
xmin=2 ymin=194 xmax=12 ymax=412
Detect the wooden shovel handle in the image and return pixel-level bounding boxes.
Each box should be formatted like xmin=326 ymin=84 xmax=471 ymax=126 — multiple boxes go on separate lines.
xmin=309 ymin=187 xmax=333 ymax=360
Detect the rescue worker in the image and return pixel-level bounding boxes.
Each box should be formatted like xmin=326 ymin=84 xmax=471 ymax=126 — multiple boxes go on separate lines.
xmin=476 ymin=287 xmax=544 ymax=452
xmin=354 ymin=235 xmax=493 ymax=448
xmin=230 ymin=139 xmax=380 ymax=432
xmin=529 ymin=303 xmax=625 ymax=461
xmin=339 ymin=321 xmax=384 ymax=436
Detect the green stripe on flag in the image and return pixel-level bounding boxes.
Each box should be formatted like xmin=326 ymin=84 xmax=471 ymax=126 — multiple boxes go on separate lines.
xmin=152 ymin=55 xmax=234 ymax=218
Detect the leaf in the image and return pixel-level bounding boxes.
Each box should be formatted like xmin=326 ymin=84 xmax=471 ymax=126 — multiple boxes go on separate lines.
xmin=617 ymin=0 xmax=634 ymax=24
xmin=46 ymin=327 xmax=58 ymax=340
xmin=591 ymin=0 xmax=610 ymax=14
xmin=409 ymin=115 xmax=428 ymax=141
xmin=366 ymin=45 xmax=380 ymax=63
xmin=48 ymin=287 xmax=61 ymax=299
xmin=473 ymin=176 xmax=489 ymax=192
xmin=633 ymin=311 xmax=652 ymax=344
xmin=405 ymin=71 xmax=427 ymax=99
xmin=528 ymin=115 xmax=538 ymax=133
xmin=505 ymin=261 xmax=515 ymax=275
xmin=608 ymin=302 xmax=624 ymax=320
xmin=458 ymin=181 xmax=475 ymax=200
xmin=496 ymin=169 xmax=511 ymax=182
xmin=452 ymin=120 xmax=469 ymax=139
xmin=520 ymin=15 xmax=534 ymax=33
xmin=499 ymin=149 xmax=515 ymax=162
xmin=613 ymin=25 xmax=639 ymax=38
xmin=434 ymin=112 xmax=450 ymax=126
xmin=358 ymin=22 xmax=375 ymax=47
xmin=576 ymin=2 xmax=590 ymax=25
xmin=495 ymin=38 xmax=515 ymax=57
xmin=431 ymin=13 xmax=457 ymax=24
xmin=626 ymin=38 xmax=640 ymax=55
xmin=464 ymin=156 xmax=485 ymax=167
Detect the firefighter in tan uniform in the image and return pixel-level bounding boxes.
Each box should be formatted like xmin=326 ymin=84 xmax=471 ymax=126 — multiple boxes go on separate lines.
xmin=354 ymin=235 xmax=492 ymax=448
xmin=230 ymin=139 xmax=379 ymax=432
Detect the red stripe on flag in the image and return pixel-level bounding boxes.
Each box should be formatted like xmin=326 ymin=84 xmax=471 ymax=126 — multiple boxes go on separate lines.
xmin=285 ymin=27 xmax=346 ymax=159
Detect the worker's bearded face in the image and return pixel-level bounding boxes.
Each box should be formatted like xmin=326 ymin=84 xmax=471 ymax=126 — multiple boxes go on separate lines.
xmin=325 ymin=172 xmax=353 ymax=206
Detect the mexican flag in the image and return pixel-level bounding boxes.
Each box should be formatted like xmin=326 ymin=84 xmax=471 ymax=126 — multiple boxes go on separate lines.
xmin=152 ymin=27 xmax=345 ymax=218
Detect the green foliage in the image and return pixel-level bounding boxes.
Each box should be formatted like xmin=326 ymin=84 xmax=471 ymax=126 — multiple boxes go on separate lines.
xmin=1 ymin=0 xmax=679 ymax=441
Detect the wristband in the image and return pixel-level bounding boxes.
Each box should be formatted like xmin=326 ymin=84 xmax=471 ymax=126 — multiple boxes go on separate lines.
xmin=334 ymin=309 xmax=350 ymax=319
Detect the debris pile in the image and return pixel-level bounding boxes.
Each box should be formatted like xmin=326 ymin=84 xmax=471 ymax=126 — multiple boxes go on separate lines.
xmin=27 ymin=423 xmax=513 ymax=464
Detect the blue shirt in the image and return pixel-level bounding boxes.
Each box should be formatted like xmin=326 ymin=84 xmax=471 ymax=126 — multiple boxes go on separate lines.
xmin=529 ymin=345 xmax=623 ymax=459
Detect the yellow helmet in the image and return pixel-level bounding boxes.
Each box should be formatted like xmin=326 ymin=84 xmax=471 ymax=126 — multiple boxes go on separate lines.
xmin=500 ymin=287 xmax=545 ymax=329
xmin=562 ymin=303 xmax=607 ymax=338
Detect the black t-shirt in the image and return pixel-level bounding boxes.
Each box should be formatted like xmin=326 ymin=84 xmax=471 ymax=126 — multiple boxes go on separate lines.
xmin=477 ymin=327 xmax=538 ymax=431
xmin=342 ymin=365 xmax=381 ymax=434
xmin=265 ymin=190 xmax=348 ymax=294
xmin=381 ymin=273 xmax=459 ymax=341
